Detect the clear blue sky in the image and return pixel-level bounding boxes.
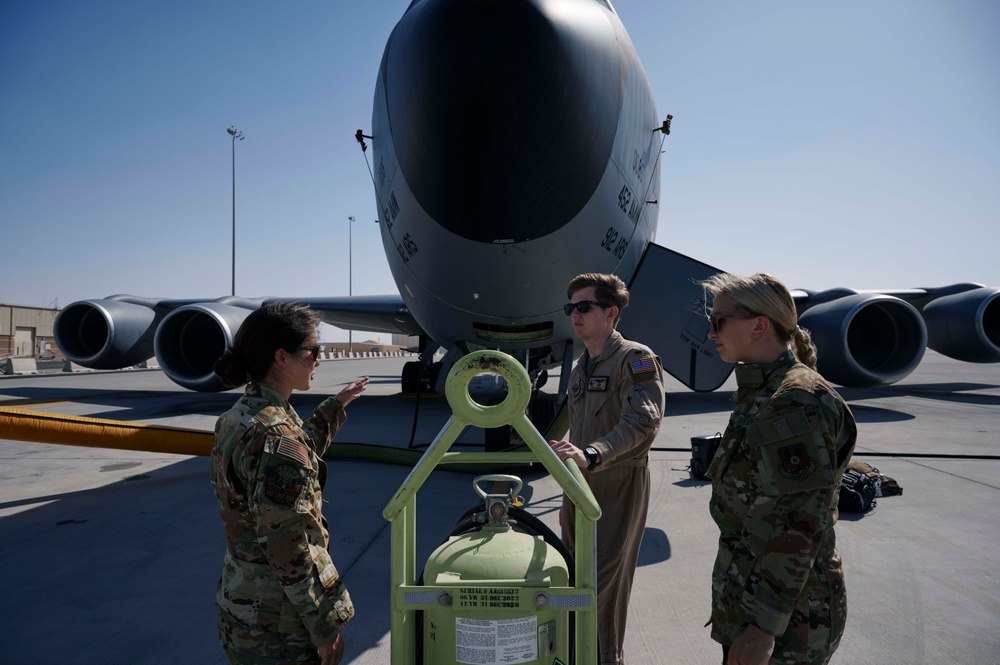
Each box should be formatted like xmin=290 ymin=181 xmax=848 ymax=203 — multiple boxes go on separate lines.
xmin=2 ymin=0 xmax=998 ymax=343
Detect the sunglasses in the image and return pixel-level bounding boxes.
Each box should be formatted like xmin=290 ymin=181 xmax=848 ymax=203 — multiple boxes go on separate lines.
xmin=563 ymin=300 xmax=612 ymax=315
xmin=706 ymin=313 xmax=756 ymax=333
xmin=706 ymin=314 xmax=729 ymax=333
xmin=294 ymin=345 xmax=321 ymax=361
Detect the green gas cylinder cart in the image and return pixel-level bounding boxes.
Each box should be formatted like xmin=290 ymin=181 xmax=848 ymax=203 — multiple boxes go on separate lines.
xmin=383 ymin=350 xmax=602 ymax=665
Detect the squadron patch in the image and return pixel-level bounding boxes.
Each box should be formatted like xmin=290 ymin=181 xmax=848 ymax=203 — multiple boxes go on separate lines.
xmin=263 ymin=463 xmax=306 ymax=507
xmin=588 ymin=376 xmax=609 ymax=392
xmin=777 ymin=443 xmax=816 ymax=480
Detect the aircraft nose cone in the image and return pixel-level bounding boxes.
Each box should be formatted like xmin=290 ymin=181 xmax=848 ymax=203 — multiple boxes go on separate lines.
xmin=382 ymin=0 xmax=621 ymax=244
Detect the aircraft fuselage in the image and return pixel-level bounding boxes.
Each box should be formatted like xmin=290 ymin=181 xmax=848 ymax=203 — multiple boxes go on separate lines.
xmin=372 ymin=0 xmax=662 ymax=361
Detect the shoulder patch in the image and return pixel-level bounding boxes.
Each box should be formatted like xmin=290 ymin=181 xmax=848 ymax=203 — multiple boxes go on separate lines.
xmin=629 ymin=356 xmax=657 ymax=376
xmin=274 ymin=436 xmax=310 ymax=467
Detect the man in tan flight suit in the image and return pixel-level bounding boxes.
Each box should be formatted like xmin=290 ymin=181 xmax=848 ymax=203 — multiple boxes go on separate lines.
xmin=549 ymin=272 xmax=665 ymax=665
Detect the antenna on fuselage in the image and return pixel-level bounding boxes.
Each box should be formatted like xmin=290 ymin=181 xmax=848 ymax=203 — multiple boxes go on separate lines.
xmin=355 ymin=128 xmax=373 ymax=152
xmin=656 ymin=114 xmax=673 ymax=135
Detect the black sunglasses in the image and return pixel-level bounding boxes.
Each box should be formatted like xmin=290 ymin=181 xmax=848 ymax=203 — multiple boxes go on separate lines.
xmin=563 ymin=300 xmax=612 ymax=315
xmin=706 ymin=312 xmax=756 ymax=333
xmin=293 ymin=345 xmax=321 ymax=360
xmin=706 ymin=314 xmax=728 ymax=333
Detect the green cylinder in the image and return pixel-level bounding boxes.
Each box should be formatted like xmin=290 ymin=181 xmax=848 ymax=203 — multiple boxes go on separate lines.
xmin=423 ymin=525 xmax=570 ymax=664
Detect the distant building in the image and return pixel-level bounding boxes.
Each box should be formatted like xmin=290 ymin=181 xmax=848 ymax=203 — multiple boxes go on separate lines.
xmin=0 ymin=303 xmax=61 ymax=360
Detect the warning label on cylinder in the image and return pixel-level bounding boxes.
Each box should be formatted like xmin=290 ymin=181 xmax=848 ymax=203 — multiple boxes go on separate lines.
xmin=455 ymin=616 xmax=537 ymax=664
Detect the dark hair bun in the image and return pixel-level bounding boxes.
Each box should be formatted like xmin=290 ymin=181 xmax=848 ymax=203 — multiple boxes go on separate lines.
xmin=213 ymin=349 xmax=249 ymax=388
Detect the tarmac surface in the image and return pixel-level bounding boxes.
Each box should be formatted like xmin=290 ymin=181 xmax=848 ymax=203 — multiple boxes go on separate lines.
xmin=1 ymin=351 xmax=998 ymax=664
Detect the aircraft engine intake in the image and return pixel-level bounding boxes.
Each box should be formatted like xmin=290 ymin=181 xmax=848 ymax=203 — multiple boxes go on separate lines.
xmin=154 ymin=303 xmax=254 ymax=392
xmin=922 ymin=286 xmax=1000 ymax=363
xmin=54 ymin=298 xmax=157 ymax=369
xmin=798 ymin=294 xmax=927 ymax=387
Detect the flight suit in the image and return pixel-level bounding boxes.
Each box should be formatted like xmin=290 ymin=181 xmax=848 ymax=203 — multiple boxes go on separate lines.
xmin=707 ymin=351 xmax=857 ymax=665
xmin=211 ymin=384 xmax=354 ymax=665
xmin=560 ymin=330 xmax=665 ymax=665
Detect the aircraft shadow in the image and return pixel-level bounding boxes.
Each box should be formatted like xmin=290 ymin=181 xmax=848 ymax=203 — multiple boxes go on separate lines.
xmin=0 ymin=454 xmax=509 ymax=664
xmin=662 ymin=391 xmax=734 ymax=417
xmin=844 ymin=404 xmax=915 ymax=423
xmin=837 ymin=382 xmax=1000 ymax=406
xmin=0 ymin=457 xmax=229 ymax=663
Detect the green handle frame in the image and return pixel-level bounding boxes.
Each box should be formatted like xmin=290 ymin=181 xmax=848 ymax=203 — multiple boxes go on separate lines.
xmin=383 ymin=350 xmax=601 ymax=665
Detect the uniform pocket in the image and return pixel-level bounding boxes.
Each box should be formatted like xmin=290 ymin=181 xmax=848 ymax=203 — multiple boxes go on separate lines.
xmin=218 ymin=553 xmax=271 ymax=629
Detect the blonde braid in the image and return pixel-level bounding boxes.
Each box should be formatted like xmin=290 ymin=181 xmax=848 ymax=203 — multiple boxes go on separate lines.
xmin=791 ymin=325 xmax=818 ymax=369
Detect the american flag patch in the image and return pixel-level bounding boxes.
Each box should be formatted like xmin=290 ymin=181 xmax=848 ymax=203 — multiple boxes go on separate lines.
xmin=275 ymin=436 xmax=310 ymax=467
xmin=629 ymin=356 xmax=656 ymax=375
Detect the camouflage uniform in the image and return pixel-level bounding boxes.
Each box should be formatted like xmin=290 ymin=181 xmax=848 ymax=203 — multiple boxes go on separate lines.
xmin=706 ymin=351 xmax=857 ymax=665
xmin=211 ymin=384 xmax=354 ymax=665
xmin=560 ymin=331 xmax=665 ymax=665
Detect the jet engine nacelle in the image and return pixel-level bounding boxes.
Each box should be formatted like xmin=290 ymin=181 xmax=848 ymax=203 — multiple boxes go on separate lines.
xmin=54 ymin=297 xmax=158 ymax=369
xmin=922 ymin=287 xmax=1000 ymax=363
xmin=154 ymin=302 xmax=256 ymax=392
xmin=798 ymin=293 xmax=927 ymax=387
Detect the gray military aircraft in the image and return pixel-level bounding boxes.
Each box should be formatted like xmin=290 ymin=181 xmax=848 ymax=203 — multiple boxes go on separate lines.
xmin=53 ymin=0 xmax=1000 ymax=413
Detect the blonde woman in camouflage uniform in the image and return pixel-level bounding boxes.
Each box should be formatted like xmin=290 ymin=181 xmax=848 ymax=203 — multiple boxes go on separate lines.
xmin=211 ymin=302 xmax=368 ymax=665
xmin=548 ymin=273 xmax=665 ymax=665
xmin=701 ymin=273 xmax=857 ymax=665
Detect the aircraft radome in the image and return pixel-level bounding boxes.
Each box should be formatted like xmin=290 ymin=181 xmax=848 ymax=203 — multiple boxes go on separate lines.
xmin=53 ymin=0 xmax=1000 ymax=437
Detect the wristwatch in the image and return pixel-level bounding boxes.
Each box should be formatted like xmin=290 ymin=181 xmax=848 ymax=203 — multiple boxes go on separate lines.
xmin=584 ymin=446 xmax=600 ymax=470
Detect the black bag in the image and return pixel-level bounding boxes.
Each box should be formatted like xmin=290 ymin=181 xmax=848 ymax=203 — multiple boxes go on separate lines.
xmin=689 ymin=434 xmax=721 ymax=480
xmin=838 ymin=466 xmax=877 ymax=512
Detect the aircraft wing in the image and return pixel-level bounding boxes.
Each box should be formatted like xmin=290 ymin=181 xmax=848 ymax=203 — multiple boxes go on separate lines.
xmin=621 ymin=243 xmax=1000 ymax=391
xmin=787 ymin=282 xmax=1000 ymax=385
xmin=54 ymin=293 xmax=422 ymax=392
xmin=278 ymin=295 xmax=423 ymax=337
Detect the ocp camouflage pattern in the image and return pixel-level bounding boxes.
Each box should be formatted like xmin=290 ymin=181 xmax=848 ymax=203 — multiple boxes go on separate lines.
xmin=211 ymin=383 xmax=354 ymax=663
xmin=706 ymin=351 xmax=857 ymax=664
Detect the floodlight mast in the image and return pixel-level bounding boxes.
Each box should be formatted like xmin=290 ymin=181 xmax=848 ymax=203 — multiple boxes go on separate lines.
xmin=227 ymin=126 xmax=244 ymax=296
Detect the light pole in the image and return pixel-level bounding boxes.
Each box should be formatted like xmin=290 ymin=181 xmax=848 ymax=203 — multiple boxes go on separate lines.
xmin=348 ymin=215 xmax=355 ymax=354
xmin=227 ymin=126 xmax=244 ymax=296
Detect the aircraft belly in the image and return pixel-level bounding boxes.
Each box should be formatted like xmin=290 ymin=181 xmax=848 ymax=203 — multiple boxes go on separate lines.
xmin=373 ymin=146 xmax=661 ymax=347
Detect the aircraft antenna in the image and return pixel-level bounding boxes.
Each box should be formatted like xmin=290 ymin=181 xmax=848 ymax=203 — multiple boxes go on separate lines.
xmin=355 ymin=128 xmax=393 ymax=231
xmin=355 ymin=129 xmax=372 ymax=152
xmin=657 ymin=114 xmax=673 ymax=135
xmin=619 ymin=114 xmax=673 ymax=258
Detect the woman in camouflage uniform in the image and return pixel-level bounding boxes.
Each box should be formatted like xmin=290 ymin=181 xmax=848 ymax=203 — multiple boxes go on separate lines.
xmin=700 ymin=274 xmax=857 ymax=665
xmin=211 ymin=302 xmax=368 ymax=665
